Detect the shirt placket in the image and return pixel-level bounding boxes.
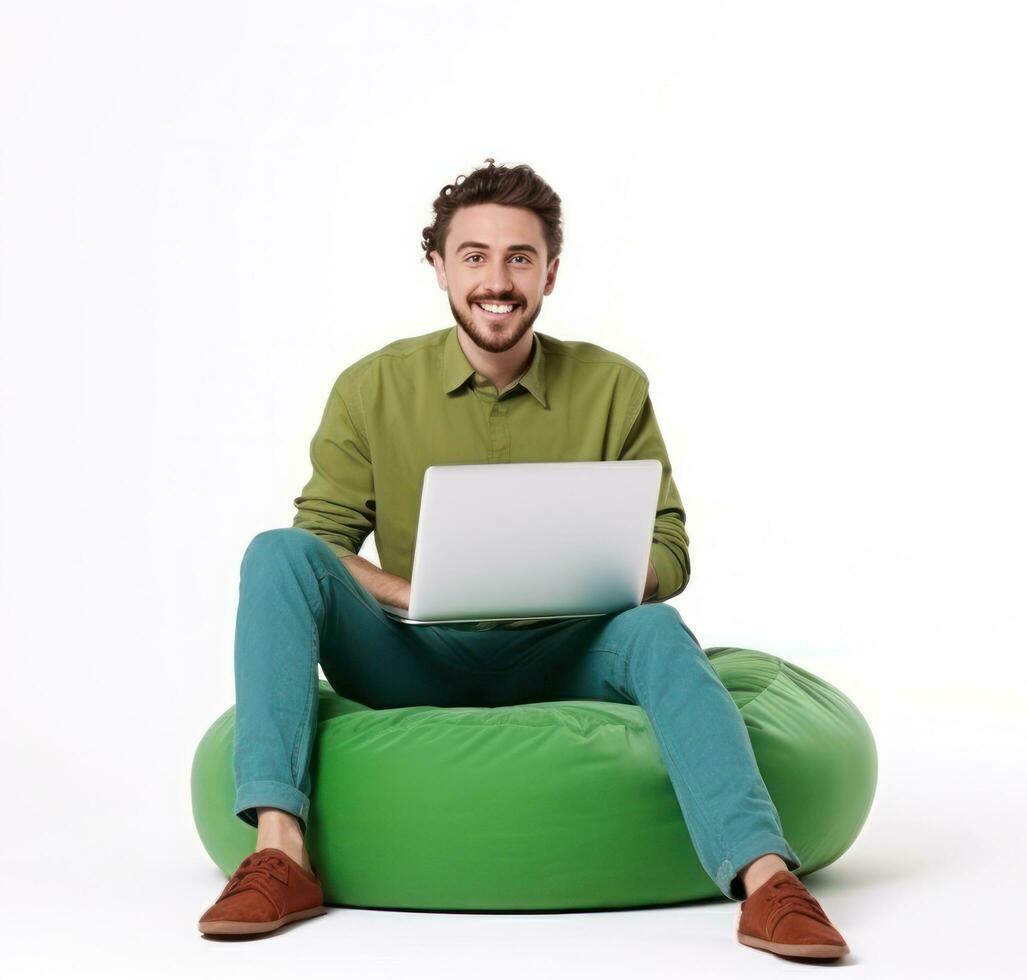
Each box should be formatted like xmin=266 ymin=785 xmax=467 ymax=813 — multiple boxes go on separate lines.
xmin=487 ymin=396 xmax=510 ymax=463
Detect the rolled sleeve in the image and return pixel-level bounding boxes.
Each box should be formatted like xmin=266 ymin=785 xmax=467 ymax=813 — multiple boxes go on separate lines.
xmin=619 ymin=381 xmax=691 ymax=603
xmin=292 ymin=371 xmax=376 ymax=560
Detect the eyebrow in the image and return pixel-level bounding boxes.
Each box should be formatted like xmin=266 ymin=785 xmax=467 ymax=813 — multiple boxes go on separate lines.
xmin=455 ymin=241 xmax=540 ymax=256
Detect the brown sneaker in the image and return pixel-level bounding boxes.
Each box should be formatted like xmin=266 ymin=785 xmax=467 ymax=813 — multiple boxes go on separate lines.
xmin=737 ymin=869 xmax=850 ymax=959
xmin=198 ymin=847 xmax=327 ymax=936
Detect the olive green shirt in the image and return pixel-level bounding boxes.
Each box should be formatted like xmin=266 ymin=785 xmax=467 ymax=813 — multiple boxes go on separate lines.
xmin=292 ymin=325 xmax=690 ymax=629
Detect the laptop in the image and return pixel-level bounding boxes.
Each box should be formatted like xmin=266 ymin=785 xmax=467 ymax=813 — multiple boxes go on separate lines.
xmin=378 ymin=459 xmax=662 ymax=625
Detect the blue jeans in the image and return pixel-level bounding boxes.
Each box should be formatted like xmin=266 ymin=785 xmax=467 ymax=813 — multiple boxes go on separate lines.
xmin=233 ymin=527 xmax=801 ymax=901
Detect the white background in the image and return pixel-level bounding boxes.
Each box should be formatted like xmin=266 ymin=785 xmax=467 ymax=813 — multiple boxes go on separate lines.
xmin=1 ymin=1 xmax=1024 ymax=976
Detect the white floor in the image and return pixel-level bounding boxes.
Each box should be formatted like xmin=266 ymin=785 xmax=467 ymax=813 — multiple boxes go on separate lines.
xmin=6 ymin=696 xmax=1020 ymax=980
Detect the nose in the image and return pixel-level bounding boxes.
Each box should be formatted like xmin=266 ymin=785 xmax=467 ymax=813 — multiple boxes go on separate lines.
xmin=482 ymin=260 xmax=514 ymax=297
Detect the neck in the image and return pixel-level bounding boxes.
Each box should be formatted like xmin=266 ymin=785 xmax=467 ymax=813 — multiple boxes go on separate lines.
xmin=456 ymin=326 xmax=535 ymax=392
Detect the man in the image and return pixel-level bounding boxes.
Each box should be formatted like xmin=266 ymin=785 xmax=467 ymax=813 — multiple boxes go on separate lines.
xmin=198 ymin=159 xmax=851 ymax=959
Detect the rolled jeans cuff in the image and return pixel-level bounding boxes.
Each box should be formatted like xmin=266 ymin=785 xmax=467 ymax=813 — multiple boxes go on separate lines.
xmin=718 ymin=834 xmax=802 ymax=901
xmin=235 ymin=779 xmax=311 ymax=834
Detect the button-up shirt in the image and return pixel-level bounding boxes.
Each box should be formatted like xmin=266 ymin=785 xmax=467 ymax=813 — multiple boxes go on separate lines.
xmin=292 ymin=324 xmax=690 ymax=629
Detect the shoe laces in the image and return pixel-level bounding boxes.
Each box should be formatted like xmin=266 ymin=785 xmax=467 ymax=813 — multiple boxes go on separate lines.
xmin=219 ymin=852 xmax=291 ymax=915
xmin=765 ymin=878 xmax=834 ymax=936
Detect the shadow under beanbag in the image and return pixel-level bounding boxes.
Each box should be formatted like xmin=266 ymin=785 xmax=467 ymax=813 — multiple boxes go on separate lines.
xmin=191 ymin=646 xmax=877 ymax=910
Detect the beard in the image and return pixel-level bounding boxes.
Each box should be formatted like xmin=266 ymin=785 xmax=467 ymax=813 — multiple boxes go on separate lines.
xmin=448 ymin=293 xmax=543 ymax=354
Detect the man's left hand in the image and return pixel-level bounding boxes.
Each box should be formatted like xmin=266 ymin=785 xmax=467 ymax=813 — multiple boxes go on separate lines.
xmin=643 ymin=559 xmax=659 ymax=602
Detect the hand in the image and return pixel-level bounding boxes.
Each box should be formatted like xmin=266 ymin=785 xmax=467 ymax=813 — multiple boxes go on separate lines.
xmin=643 ymin=559 xmax=659 ymax=602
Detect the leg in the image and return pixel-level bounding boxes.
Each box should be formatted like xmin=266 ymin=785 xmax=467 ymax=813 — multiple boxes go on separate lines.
xmin=737 ymin=852 xmax=790 ymax=895
xmin=232 ymin=527 xmax=479 ymax=842
xmin=480 ymin=603 xmax=801 ymax=901
xmin=202 ymin=527 xmax=479 ymax=936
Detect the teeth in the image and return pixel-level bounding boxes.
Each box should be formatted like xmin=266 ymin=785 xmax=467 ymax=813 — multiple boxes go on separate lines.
xmin=478 ymin=303 xmax=515 ymax=314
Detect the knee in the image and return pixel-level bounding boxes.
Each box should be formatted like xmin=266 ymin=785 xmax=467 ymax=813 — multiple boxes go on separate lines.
xmin=241 ymin=527 xmax=325 ymax=575
xmin=623 ymin=604 xmax=705 ymax=661
xmin=623 ymin=602 xmax=688 ymax=635
xmin=639 ymin=602 xmax=702 ymax=648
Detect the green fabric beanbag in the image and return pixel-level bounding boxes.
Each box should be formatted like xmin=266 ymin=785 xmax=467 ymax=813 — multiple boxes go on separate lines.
xmin=191 ymin=646 xmax=877 ymax=910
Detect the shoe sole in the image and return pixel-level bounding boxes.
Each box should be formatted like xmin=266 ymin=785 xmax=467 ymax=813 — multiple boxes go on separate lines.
xmin=199 ymin=905 xmax=327 ymax=936
xmin=738 ymin=931 xmax=849 ymax=959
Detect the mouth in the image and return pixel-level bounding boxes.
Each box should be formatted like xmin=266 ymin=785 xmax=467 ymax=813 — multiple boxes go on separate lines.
xmin=474 ymin=301 xmax=520 ymax=321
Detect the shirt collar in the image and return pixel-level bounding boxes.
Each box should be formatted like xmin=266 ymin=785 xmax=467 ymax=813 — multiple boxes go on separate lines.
xmin=442 ymin=324 xmax=548 ymax=408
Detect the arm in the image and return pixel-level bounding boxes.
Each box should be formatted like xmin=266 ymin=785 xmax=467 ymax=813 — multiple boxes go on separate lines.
xmin=340 ymin=555 xmax=411 ymax=610
xmin=643 ymin=560 xmax=659 ymax=601
xmin=292 ymin=373 xmax=410 ymax=609
xmin=620 ymin=381 xmax=691 ymax=603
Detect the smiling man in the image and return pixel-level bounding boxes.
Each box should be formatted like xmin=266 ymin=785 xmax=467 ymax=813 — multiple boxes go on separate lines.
xmin=197 ymin=159 xmax=851 ymax=960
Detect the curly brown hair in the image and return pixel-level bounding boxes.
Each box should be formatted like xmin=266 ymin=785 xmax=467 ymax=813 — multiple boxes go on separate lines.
xmin=421 ymin=158 xmax=563 ymax=268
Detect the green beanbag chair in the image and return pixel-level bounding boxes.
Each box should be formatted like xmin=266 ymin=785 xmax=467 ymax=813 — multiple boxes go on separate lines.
xmin=191 ymin=646 xmax=877 ymax=910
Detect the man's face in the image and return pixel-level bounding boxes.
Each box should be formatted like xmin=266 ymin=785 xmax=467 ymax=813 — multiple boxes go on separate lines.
xmin=430 ymin=203 xmax=559 ymax=354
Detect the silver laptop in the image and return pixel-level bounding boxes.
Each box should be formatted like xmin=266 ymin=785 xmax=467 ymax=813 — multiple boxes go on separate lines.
xmin=378 ymin=459 xmax=662 ymax=625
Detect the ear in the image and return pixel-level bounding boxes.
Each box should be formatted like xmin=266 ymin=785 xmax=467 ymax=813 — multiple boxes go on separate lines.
xmin=430 ymin=250 xmax=448 ymax=290
xmin=542 ymin=256 xmax=560 ymax=296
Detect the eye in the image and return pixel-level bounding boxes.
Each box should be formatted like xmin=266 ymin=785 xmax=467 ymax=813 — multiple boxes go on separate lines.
xmin=464 ymin=254 xmax=531 ymax=264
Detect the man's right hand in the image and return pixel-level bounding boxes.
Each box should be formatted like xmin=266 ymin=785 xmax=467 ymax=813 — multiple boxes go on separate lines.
xmin=340 ymin=555 xmax=411 ymax=610
xmin=396 ymin=580 xmax=412 ymax=611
